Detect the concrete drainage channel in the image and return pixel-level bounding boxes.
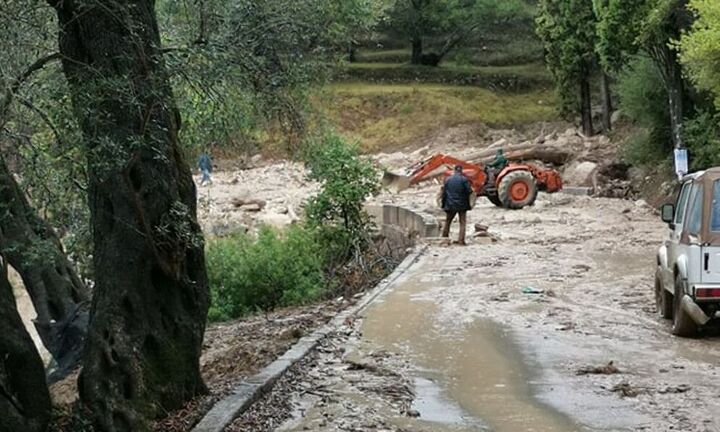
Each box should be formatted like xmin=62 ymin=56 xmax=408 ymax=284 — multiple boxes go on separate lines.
xmin=192 ymin=206 xmax=437 ymax=432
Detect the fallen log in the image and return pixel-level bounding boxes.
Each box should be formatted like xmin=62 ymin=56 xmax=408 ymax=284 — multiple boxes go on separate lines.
xmin=476 ymin=146 xmax=571 ymax=166
xmin=464 ymin=142 xmax=534 ymax=161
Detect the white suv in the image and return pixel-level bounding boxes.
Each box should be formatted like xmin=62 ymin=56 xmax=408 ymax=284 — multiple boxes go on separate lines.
xmin=656 ymin=168 xmax=720 ymax=337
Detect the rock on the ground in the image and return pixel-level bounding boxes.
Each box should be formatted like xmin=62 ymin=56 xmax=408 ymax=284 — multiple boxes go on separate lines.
xmin=210 ymin=221 xmax=249 ymax=237
xmin=563 ymin=161 xmax=599 ymax=187
xmin=258 ymin=213 xmax=296 ymax=229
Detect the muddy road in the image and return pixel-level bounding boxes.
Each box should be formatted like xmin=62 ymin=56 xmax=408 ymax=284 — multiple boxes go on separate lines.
xmin=238 ymin=190 xmax=720 ymax=432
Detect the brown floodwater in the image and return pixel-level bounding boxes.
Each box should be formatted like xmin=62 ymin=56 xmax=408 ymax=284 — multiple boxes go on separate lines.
xmin=363 ymin=273 xmax=584 ymax=432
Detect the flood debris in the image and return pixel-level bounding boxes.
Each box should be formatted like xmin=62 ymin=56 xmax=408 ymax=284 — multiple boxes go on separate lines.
xmin=522 ymin=286 xmax=544 ymax=294
xmin=658 ymin=384 xmax=692 ymax=394
xmin=555 ymin=321 xmax=576 ymax=331
xmin=609 ymin=382 xmax=647 ymax=398
xmin=576 ymin=361 xmax=620 ymax=376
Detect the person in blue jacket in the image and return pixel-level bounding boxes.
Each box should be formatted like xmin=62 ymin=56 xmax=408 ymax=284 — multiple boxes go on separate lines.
xmin=198 ymin=151 xmax=213 ymax=186
xmin=441 ymin=165 xmax=473 ymax=245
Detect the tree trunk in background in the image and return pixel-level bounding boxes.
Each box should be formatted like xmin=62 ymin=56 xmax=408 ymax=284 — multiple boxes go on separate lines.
xmin=0 ymin=261 xmax=51 ymax=432
xmin=0 ymin=154 xmax=89 ymax=376
xmin=411 ymin=37 xmax=423 ymax=65
xmin=600 ymin=72 xmax=613 ymax=132
xmin=580 ymin=64 xmax=594 ymax=136
xmin=347 ymin=46 xmax=357 ymax=63
xmin=50 ymin=0 xmax=210 ymax=430
xmin=665 ymin=47 xmax=685 ymax=149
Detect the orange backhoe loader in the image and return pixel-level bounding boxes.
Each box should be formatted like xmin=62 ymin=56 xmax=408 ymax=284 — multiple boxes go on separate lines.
xmin=382 ymin=154 xmax=563 ymax=210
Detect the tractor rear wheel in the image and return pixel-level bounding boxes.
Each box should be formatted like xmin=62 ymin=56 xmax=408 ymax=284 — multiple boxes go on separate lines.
xmin=487 ymin=194 xmax=503 ymax=207
xmin=498 ymin=170 xmax=538 ymax=210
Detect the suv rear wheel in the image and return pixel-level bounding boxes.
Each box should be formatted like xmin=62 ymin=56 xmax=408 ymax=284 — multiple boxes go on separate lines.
xmin=655 ymin=268 xmax=673 ymax=319
xmin=672 ymin=274 xmax=698 ymax=337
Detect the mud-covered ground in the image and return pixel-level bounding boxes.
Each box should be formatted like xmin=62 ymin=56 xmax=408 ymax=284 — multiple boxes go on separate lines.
xmin=231 ymin=185 xmax=720 ymax=432
xmin=151 ymin=303 xmax=341 ymax=432
xmin=186 ymin=124 xmax=708 ymax=432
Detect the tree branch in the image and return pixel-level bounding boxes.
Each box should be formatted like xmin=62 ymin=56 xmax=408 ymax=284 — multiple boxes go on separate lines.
xmin=16 ymin=96 xmax=64 ymax=147
xmin=0 ymin=52 xmax=61 ymax=127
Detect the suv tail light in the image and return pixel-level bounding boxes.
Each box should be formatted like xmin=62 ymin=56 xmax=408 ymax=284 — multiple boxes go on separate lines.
xmin=696 ymin=288 xmax=720 ymax=299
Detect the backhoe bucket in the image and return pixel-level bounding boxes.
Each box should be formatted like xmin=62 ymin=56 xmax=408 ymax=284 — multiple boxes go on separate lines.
xmin=382 ymin=170 xmax=412 ymax=193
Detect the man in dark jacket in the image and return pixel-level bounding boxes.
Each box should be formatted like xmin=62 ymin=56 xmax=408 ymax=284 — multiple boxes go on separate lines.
xmin=441 ymin=165 xmax=473 ymax=245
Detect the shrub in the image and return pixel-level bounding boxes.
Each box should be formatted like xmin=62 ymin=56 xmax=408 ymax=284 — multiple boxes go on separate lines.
xmin=621 ymin=130 xmax=669 ymax=166
xmin=206 ymin=225 xmax=326 ymax=322
xmin=304 ymin=133 xmax=380 ymax=260
xmin=685 ymin=110 xmax=720 ymax=170
xmin=617 ymin=56 xmax=673 ymax=165
xmin=206 ymin=134 xmax=383 ymax=323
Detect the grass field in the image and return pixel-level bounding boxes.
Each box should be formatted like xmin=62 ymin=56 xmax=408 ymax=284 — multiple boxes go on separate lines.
xmin=321 ymin=83 xmax=558 ymax=152
xmin=323 ymin=32 xmax=558 ymax=153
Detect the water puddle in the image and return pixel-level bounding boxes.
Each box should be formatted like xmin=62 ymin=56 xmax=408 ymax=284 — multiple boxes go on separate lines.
xmin=411 ymin=375 xmax=485 ymax=427
xmin=363 ymin=274 xmax=584 ymax=432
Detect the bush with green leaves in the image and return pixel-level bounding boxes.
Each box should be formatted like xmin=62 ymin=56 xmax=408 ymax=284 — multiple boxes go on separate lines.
xmin=206 ymin=133 xmax=381 ymax=322
xmin=206 ymin=225 xmax=326 ymax=322
xmin=680 ymin=0 xmax=720 ymax=111
xmin=617 ymin=56 xmax=672 ymax=165
xmin=304 ymin=133 xmax=380 ymax=259
xmin=685 ymin=110 xmax=720 ymax=170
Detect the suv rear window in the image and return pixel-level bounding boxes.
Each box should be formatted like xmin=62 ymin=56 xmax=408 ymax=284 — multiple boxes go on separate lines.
xmin=688 ymin=183 xmax=704 ymax=236
xmin=713 ymin=180 xmax=720 ymax=232
xmin=676 ymin=182 xmax=692 ymax=224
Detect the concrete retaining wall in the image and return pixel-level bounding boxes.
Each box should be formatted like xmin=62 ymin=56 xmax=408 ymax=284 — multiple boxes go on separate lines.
xmin=365 ymin=204 xmax=440 ymax=238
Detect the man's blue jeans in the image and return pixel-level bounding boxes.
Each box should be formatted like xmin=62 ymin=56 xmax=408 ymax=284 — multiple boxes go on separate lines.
xmin=201 ymin=168 xmax=212 ymax=185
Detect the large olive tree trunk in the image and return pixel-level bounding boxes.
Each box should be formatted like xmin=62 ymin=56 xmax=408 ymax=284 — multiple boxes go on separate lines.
xmin=0 ymin=154 xmax=89 ymax=376
xmin=49 ymin=0 xmax=210 ymax=430
xmin=0 ymin=260 xmax=51 ymax=432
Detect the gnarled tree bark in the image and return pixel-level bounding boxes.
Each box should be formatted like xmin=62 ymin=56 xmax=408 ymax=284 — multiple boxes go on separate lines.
xmin=0 ymin=259 xmax=52 ymax=432
xmin=49 ymin=0 xmax=210 ymax=430
xmin=0 ymin=154 xmax=89 ymax=377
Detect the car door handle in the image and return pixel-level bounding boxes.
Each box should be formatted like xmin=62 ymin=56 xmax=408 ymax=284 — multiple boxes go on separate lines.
xmin=705 ymin=253 xmax=710 ymax=272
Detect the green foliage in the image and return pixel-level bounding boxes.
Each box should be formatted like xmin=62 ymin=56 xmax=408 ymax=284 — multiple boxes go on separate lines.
xmin=617 ymin=57 xmax=670 ymax=133
xmin=384 ymin=0 xmax=527 ymax=64
xmin=680 ymin=0 xmax=720 ymax=110
xmin=685 ymin=110 xmax=720 ymax=169
xmin=304 ymin=133 xmax=380 ymax=254
xmin=617 ymin=56 xmax=672 ymax=164
xmin=206 ymin=134 xmax=382 ymax=323
xmin=621 ymin=131 xmax=669 ymax=166
xmin=206 ymin=226 xmax=326 ymax=322
xmin=157 ymin=0 xmax=385 ymax=155
xmin=594 ymin=0 xmax=649 ymax=72
xmin=536 ymin=0 xmax=597 ymax=114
